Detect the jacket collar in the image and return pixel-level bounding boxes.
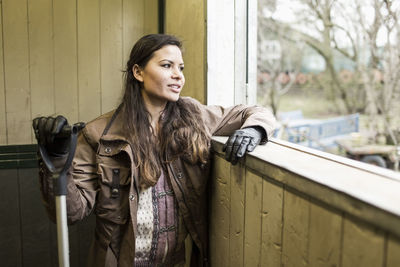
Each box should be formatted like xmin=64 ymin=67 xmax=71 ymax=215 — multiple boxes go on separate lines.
xmin=99 ymin=105 xmax=129 ymax=143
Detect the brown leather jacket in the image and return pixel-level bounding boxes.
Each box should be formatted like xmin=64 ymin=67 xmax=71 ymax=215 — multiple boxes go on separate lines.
xmin=39 ymin=97 xmax=276 ymax=267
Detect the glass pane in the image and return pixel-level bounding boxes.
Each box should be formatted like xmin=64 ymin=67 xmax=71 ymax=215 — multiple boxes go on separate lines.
xmin=257 ymin=0 xmax=400 ymax=171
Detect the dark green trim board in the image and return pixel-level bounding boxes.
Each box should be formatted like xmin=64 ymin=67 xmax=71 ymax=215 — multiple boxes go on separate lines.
xmin=158 ymin=0 xmax=165 ymax=33
xmin=0 ymin=144 xmax=38 ymax=169
xmin=0 ymin=164 xmax=96 ymax=266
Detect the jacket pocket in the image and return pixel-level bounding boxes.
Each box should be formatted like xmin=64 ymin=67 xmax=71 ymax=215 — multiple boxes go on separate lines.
xmin=96 ymin=161 xmax=131 ymax=225
xmin=95 ymin=141 xmax=132 ymax=225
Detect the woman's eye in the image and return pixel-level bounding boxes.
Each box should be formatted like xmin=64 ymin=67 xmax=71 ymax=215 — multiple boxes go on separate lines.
xmin=180 ymin=66 xmax=184 ymax=71
xmin=161 ymin=64 xmax=171 ymax=68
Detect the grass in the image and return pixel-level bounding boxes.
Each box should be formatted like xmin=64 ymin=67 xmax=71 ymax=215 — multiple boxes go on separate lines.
xmin=277 ymin=89 xmax=341 ymax=119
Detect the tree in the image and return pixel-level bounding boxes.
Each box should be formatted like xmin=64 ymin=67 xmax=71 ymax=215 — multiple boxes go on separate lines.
xmin=257 ymin=0 xmax=303 ymax=115
xmin=258 ymin=0 xmax=400 ymax=144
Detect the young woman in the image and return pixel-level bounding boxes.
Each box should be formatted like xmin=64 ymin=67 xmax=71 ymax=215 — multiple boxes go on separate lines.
xmin=33 ymin=34 xmax=275 ymax=267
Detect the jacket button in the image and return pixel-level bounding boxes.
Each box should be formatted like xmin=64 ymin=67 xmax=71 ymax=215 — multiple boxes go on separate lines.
xmin=177 ymin=172 xmax=183 ymax=179
xmin=104 ymin=147 xmax=111 ymax=154
xmin=129 ymin=194 xmax=135 ymax=201
xmin=112 ymin=188 xmax=119 ymax=194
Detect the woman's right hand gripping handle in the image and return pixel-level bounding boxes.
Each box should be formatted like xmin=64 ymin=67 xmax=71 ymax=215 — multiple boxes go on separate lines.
xmin=32 ymin=115 xmax=71 ymax=157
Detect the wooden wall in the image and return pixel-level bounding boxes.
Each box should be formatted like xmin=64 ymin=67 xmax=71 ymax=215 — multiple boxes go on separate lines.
xmin=164 ymin=0 xmax=206 ymax=104
xmin=0 ymin=166 xmax=96 ymax=267
xmin=210 ymin=141 xmax=400 ymax=267
xmin=0 ymin=0 xmax=158 ymax=145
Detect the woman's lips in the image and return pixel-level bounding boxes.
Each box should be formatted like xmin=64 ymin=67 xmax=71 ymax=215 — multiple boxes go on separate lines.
xmin=168 ymin=84 xmax=181 ymax=93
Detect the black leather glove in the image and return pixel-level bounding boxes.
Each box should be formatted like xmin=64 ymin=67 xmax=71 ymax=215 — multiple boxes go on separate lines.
xmin=222 ymin=126 xmax=265 ymax=165
xmin=32 ymin=115 xmax=70 ymax=157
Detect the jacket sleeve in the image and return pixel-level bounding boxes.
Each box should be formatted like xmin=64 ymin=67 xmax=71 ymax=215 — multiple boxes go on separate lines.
xmin=185 ymin=97 xmax=277 ymax=143
xmin=39 ymin=131 xmax=99 ymax=224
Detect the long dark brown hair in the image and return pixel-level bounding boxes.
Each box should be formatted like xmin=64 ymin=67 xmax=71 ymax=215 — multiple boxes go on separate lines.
xmin=121 ymin=34 xmax=210 ymax=186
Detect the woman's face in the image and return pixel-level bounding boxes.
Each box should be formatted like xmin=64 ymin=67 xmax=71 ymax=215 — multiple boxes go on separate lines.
xmin=134 ymin=45 xmax=185 ymax=107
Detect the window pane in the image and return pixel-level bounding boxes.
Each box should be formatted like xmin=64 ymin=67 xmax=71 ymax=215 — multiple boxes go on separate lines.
xmin=257 ymin=0 xmax=400 ymax=171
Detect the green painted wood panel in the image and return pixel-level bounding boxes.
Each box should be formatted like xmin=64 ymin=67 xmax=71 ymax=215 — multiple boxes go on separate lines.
xmin=144 ymin=0 xmax=159 ymax=35
xmin=53 ymin=0 xmax=78 ymax=123
xmin=123 ymin=0 xmax=144 ymax=64
xmin=69 ymin=223 xmax=80 ymax=267
xmin=77 ymin=0 xmax=101 ymax=122
xmin=210 ymin=155 xmax=231 ymax=267
xmin=78 ymin=215 xmax=96 ymax=266
xmin=282 ymin=190 xmax=310 ymax=267
xmin=243 ymin=170 xmax=263 ymax=266
xmin=100 ymin=0 xmax=123 ymax=114
xmin=2 ymin=0 xmax=31 ymax=144
xmin=261 ymin=179 xmax=283 ymax=267
xmin=341 ymin=217 xmax=385 ymax=267
xmin=0 ymin=169 xmax=22 ymax=267
xmin=19 ymin=168 xmax=52 ymax=266
xmin=308 ymin=202 xmax=342 ymax=267
xmin=0 ymin=0 xmax=157 ymax=145
xmin=0 ymin=2 xmax=7 ymax=144
xmin=229 ymin=164 xmax=245 ymax=267
xmin=28 ymin=0 xmax=55 ymax=120
xmin=387 ymin=235 xmax=400 ymax=267
xmin=165 ymin=0 xmax=206 ymax=103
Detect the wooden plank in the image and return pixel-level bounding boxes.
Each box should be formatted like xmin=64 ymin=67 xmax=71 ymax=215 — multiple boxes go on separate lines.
xmin=28 ymin=0 xmax=54 ymax=119
xmin=122 ymin=0 xmax=144 ymax=65
xmin=42 ymin=193 xmax=95 ymax=266
xmin=2 ymin=0 xmax=31 ymax=144
xmin=209 ymin=155 xmax=231 ymax=267
xmin=77 ymin=0 xmax=101 ymax=122
xmin=260 ymin=179 xmax=283 ymax=267
xmin=165 ymin=0 xmax=206 ymax=103
xmin=387 ymin=234 xmax=400 ymax=267
xmin=19 ymin=168 xmax=52 ymax=266
xmin=78 ymin=215 xmax=96 ymax=266
xmin=50 ymin=221 xmax=58 ymax=266
xmin=229 ymin=164 xmax=245 ymax=267
xmin=282 ymin=189 xmax=310 ymax=267
xmin=53 ymin=0 xmax=78 ymax=122
xmin=0 ymin=2 xmax=7 ymax=144
xmin=308 ymin=202 xmax=341 ymax=267
xmin=243 ymin=170 xmax=263 ymax=266
xmin=0 ymin=169 xmax=22 ymax=267
xmin=143 ymin=0 xmax=158 ymax=35
xmin=68 ymin=223 xmax=80 ymax=267
xmin=232 ymin=137 xmax=400 ymax=238
xmin=100 ymin=0 xmax=123 ymax=114
xmin=341 ymin=216 xmax=385 ymax=267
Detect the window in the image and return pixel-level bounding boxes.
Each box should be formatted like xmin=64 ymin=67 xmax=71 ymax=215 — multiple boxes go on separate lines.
xmin=256 ymin=0 xmax=400 ymax=171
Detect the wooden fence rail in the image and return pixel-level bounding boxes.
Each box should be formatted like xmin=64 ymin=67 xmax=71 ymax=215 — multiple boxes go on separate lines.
xmin=210 ymin=137 xmax=400 ymax=267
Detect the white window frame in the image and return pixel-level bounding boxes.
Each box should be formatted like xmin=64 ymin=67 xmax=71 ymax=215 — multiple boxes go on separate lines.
xmin=206 ymin=0 xmax=257 ymax=106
